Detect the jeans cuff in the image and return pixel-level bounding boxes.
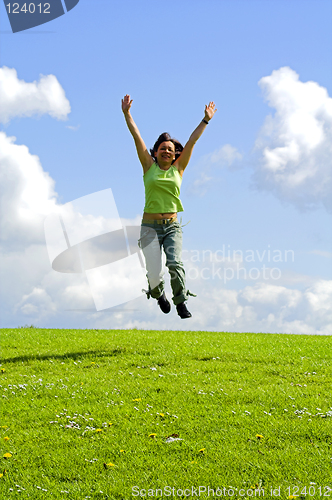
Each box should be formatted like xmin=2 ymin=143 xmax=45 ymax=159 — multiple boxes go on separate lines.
xmin=142 ymin=283 xmax=165 ymax=300
xmin=173 ymin=290 xmax=197 ymax=305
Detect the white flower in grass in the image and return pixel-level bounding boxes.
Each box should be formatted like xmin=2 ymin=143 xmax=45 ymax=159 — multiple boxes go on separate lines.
xmin=165 ymin=437 xmax=182 ymax=443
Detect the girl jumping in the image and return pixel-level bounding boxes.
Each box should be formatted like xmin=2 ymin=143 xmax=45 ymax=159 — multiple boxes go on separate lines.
xmin=122 ymin=95 xmax=217 ymax=318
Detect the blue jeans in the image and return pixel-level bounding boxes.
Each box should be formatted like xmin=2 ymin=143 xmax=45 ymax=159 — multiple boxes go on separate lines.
xmin=138 ymin=219 xmax=193 ymax=305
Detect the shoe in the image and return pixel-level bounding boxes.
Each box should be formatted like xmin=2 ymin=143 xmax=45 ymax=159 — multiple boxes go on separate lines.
xmin=157 ymin=292 xmax=171 ymax=314
xmin=176 ymin=302 xmax=192 ymax=319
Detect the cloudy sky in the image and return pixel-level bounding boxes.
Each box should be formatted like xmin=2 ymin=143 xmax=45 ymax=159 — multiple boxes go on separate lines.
xmin=0 ymin=0 xmax=331 ymax=334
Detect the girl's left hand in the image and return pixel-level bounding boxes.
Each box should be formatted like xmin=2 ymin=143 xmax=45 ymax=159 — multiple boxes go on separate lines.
xmin=204 ymin=101 xmax=217 ymax=121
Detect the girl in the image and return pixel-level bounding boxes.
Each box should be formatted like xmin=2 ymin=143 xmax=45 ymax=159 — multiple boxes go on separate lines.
xmin=122 ymin=95 xmax=217 ymax=318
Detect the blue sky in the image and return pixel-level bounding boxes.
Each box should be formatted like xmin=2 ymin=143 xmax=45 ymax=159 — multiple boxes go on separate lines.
xmin=1 ymin=0 xmax=331 ymax=332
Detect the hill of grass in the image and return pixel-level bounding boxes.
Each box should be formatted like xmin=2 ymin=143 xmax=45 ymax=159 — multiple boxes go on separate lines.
xmin=1 ymin=328 xmax=331 ymax=499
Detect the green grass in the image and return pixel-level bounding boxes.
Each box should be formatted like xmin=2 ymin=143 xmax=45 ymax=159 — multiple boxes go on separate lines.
xmin=0 ymin=328 xmax=331 ymax=499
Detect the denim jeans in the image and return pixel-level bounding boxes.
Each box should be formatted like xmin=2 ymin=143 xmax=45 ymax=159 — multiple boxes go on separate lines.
xmin=138 ymin=219 xmax=192 ymax=305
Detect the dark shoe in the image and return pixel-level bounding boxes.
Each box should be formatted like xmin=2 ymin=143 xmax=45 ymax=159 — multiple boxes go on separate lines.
xmin=157 ymin=292 xmax=171 ymax=314
xmin=176 ymin=302 xmax=192 ymax=319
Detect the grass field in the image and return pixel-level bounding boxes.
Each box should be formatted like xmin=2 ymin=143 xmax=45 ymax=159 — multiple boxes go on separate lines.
xmin=0 ymin=328 xmax=331 ymax=499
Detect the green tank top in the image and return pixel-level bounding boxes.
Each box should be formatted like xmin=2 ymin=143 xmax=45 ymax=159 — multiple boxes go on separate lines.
xmin=143 ymin=162 xmax=184 ymax=213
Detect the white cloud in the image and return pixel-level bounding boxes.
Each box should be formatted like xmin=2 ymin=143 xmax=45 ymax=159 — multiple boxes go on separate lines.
xmin=1 ymin=66 xmax=331 ymax=334
xmin=309 ymin=250 xmax=332 ymax=259
xmin=254 ymin=67 xmax=332 ymax=211
xmin=0 ymin=131 xmax=58 ymax=248
xmin=187 ymin=144 xmax=242 ymax=195
xmin=210 ymin=144 xmax=243 ymax=168
xmin=17 ymin=287 xmax=56 ymax=318
xmin=66 ymin=276 xmax=332 ymax=335
xmin=2 ymin=200 xmax=332 ymax=333
xmin=0 ymin=66 xmax=70 ymax=123
xmin=305 ymin=280 xmax=332 ymax=313
xmin=239 ymin=282 xmax=302 ymax=308
xmin=180 ymin=259 xmax=332 ymax=334
xmin=66 ymin=124 xmax=80 ymax=131
xmin=0 ymin=141 xmax=330 ymax=333
xmin=187 ymin=171 xmax=213 ymax=197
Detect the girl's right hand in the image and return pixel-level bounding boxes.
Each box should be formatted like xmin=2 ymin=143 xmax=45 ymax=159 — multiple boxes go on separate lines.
xmin=122 ymin=94 xmax=133 ymax=114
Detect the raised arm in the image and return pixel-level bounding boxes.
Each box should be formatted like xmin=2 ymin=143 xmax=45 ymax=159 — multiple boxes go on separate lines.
xmin=174 ymin=102 xmax=217 ymax=176
xmin=122 ymin=95 xmax=154 ymax=173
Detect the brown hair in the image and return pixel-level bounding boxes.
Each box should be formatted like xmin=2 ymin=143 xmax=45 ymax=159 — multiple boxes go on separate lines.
xmin=150 ymin=133 xmax=183 ymax=164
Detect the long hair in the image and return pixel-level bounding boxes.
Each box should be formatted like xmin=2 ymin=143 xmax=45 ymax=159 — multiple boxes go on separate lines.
xmin=150 ymin=133 xmax=183 ymax=164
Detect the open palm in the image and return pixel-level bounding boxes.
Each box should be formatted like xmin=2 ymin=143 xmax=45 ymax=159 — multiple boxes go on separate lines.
xmin=204 ymin=101 xmax=217 ymax=121
xmin=122 ymin=94 xmax=133 ymax=113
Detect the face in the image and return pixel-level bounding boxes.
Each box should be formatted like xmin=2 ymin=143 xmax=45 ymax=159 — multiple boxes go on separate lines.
xmin=155 ymin=141 xmax=176 ymax=167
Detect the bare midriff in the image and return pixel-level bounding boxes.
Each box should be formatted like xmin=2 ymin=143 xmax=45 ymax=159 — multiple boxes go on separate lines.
xmin=142 ymin=212 xmax=177 ymax=220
